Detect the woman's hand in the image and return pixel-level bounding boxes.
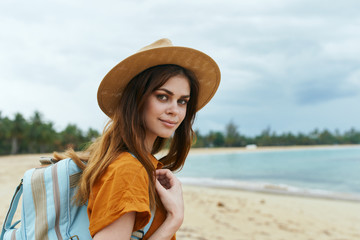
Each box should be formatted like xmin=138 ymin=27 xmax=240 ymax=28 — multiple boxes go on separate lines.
xmin=148 ymin=169 xmax=184 ymax=240
xmin=155 ymin=169 xmax=184 ymax=226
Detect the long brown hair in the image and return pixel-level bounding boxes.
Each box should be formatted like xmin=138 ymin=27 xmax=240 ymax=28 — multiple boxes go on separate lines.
xmin=54 ymin=64 xmax=199 ymax=209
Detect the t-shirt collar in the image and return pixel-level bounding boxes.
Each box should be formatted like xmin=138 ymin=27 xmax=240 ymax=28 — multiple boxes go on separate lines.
xmin=149 ymin=154 xmax=163 ymax=169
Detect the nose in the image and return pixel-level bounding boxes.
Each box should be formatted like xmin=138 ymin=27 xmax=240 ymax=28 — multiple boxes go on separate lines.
xmin=166 ymin=100 xmax=180 ymax=115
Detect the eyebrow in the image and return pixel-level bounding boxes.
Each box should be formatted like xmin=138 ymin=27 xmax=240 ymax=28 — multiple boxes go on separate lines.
xmin=157 ymin=88 xmax=190 ymax=98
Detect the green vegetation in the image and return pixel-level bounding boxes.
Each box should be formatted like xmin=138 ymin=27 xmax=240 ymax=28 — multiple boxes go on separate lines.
xmin=1 ymin=112 xmax=359 ymax=155
xmin=0 ymin=111 xmax=100 ymax=155
xmin=192 ymin=121 xmax=360 ymax=148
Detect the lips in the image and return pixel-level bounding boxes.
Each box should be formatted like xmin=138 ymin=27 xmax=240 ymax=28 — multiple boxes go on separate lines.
xmin=159 ymin=119 xmax=178 ymax=128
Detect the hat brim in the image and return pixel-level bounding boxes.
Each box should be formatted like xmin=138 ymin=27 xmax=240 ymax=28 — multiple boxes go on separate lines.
xmin=97 ymin=46 xmax=221 ymax=118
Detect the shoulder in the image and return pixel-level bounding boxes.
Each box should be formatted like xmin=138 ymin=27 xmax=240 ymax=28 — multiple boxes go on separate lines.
xmin=108 ymin=152 xmax=143 ymax=171
xmin=90 ymin=152 xmax=150 ymax=198
xmin=100 ymin=152 xmax=148 ymax=184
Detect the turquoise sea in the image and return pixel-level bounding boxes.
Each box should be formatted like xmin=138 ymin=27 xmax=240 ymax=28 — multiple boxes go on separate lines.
xmin=177 ymin=145 xmax=360 ymax=201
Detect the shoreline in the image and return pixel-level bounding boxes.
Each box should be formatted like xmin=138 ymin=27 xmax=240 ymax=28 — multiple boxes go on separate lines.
xmin=180 ymin=179 xmax=360 ymax=203
xmin=187 ymin=144 xmax=360 ymax=155
xmin=0 ymin=143 xmax=359 ymax=158
xmin=181 ymin=144 xmax=360 ymax=202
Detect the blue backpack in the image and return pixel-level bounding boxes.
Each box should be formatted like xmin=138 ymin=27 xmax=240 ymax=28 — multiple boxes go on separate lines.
xmin=1 ymin=158 xmax=151 ymax=240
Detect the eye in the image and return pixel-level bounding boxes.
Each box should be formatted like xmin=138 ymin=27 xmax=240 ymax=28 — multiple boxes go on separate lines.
xmin=178 ymin=99 xmax=189 ymax=106
xmin=157 ymin=94 xmax=168 ymax=101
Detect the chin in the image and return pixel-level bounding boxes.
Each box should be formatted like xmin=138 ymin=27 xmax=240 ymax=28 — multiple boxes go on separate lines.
xmin=158 ymin=134 xmax=173 ymax=139
xmin=158 ymin=131 xmax=175 ymax=139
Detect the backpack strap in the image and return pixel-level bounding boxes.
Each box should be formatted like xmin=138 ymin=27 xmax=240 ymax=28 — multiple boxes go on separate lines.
xmin=131 ymin=230 xmax=144 ymax=240
xmin=143 ymin=210 xmax=155 ymax=234
xmin=1 ymin=179 xmax=23 ymax=239
xmin=130 ymin=212 xmax=154 ymax=240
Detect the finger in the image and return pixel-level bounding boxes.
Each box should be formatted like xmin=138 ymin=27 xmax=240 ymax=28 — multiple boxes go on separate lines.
xmin=156 ymin=169 xmax=173 ymax=179
xmin=155 ymin=178 xmax=167 ymax=195
xmin=156 ymin=169 xmax=179 ymax=189
xmin=157 ymin=169 xmax=175 ymax=181
xmin=156 ymin=170 xmax=172 ymax=182
xmin=156 ymin=169 xmax=170 ymax=174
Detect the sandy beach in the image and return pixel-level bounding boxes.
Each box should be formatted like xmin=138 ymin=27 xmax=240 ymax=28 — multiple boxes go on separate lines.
xmin=1 ymin=147 xmax=360 ymax=239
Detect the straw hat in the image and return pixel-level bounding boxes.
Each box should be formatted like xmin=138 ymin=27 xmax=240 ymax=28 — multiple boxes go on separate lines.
xmin=97 ymin=38 xmax=221 ymax=118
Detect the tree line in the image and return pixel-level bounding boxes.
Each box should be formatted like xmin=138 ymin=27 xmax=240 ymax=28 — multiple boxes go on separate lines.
xmin=1 ymin=112 xmax=360 ymax=155
xmin=193 ymin=122 xmax=360 ymax=148
xmin=0 ymin=111 xmax=99 ymax=155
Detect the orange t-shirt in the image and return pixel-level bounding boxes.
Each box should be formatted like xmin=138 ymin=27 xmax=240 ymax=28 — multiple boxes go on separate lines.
xmin=87 ymin=152 xmax=176 ymax=239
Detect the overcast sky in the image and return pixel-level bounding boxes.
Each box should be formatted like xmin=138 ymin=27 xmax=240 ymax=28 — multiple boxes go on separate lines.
xmin=1 ymin=0 xmax=360 ymax=136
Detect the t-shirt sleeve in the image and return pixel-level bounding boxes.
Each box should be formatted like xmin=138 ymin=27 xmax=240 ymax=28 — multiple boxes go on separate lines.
xmin=88 ymin=159 xmax=151 ymax=237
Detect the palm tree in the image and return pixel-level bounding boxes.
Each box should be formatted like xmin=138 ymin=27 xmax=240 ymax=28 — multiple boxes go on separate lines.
xmin=38 ymin=122 xmax=56 ymax=153
xmin=85 ymin=128 xmax=100 ymax=142
xmin=60 ymin=124 xmax=85 ymax=150
xmin=10 ymin=113 xmax=28 ymax=154
xmin=0 ymin=112 xmax=12 ymax=154
xmin=28 ymin=111 xmax=43 ymax=152
xmin=27 ymin=111 xmax=56 ymax=152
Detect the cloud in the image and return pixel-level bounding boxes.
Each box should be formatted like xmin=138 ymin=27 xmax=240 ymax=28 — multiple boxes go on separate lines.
xmin=295 ymin=81 xmax=355 ymax=105
xmin=1 ymin=0 xmax=360 ymax=135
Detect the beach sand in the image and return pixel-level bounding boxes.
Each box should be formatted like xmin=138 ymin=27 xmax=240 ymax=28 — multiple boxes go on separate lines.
xmin=179 ymin=185 xmax=360 ymax=240
xmin=0 ymin=148 xmax=359 ymax=240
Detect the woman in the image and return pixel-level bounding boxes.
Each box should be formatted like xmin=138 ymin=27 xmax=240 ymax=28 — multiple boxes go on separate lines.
xmin=55 ymin=39 xmax=220 ymax=239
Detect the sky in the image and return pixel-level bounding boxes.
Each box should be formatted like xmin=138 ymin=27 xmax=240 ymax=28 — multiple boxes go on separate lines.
xmin=1 ymin=0 xmax=360 ymax=136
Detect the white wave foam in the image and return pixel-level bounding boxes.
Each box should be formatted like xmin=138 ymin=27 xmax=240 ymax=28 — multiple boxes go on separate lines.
xmin=178 ymin=177 xmax=360 ymax=202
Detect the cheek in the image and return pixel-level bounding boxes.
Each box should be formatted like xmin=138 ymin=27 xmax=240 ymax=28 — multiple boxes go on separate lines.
xmin=180 ymin=108 xmax=187 ymax=121
xmin=144 ymin=97 xmax=159 ymax=116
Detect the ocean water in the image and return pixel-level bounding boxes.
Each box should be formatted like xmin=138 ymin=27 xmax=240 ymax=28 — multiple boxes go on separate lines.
xmin=177 ymin=146 xmax=360 ymax=201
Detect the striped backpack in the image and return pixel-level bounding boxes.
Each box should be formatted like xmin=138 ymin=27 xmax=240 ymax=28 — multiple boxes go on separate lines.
xmin=1 ymin=157 xmax=151 ymax=240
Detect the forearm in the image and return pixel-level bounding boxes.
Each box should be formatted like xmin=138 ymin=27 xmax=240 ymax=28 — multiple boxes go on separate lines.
xmin=148 ymin=213 xmax=183 ymax=240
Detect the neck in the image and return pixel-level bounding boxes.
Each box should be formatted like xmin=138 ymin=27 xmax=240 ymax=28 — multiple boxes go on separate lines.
xmin=145 ymin=135 xmax=156 ymax=153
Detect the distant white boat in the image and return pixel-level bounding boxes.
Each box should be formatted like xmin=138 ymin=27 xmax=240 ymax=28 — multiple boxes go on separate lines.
xmin=246 ymin=144 xmax=257 ymax=150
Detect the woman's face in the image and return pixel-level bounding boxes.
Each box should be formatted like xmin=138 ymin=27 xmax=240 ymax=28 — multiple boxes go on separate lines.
xmin=144 ymin=74 xmax=190 ymax=146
